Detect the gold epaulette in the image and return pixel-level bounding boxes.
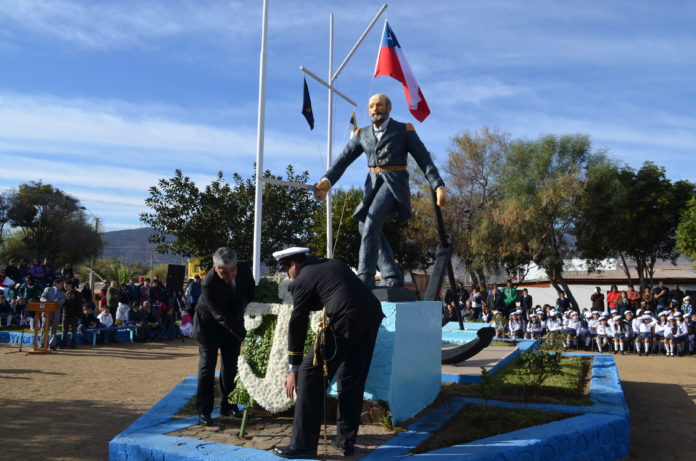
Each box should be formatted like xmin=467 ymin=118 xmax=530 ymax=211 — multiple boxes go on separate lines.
xmin=354 ymin=127 xmax=361 ymax=136
xmin=288 ymin=351 xmax=303 ymax=356
xmin=405 ymin=123 xmax=415 ymax=131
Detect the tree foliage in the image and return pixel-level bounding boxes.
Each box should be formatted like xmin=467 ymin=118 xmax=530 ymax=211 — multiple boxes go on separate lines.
xmin=676 ymin=196 xmax=696 ymax=261
xmin=576 ymin=161 xmax=694 ymax=288
xmin=2 ymin=182 xmax=102 ymax=266
xmin=481 ymin=134 xmax=600 ymax=309
xmin=140 ymin=165 xmax=320 ymax=269
xmin=444 ymin=127 xmax=508 ymax=288
xmin=309 ymin=187 xmax=364 ymax=268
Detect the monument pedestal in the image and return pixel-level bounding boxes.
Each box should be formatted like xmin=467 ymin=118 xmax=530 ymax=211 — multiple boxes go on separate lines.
xmin=330 ymin=300 xmax=441 ymax=424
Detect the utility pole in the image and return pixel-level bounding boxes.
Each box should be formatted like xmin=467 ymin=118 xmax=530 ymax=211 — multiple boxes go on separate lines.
xmin=89 ymin=217 xmax=100 ymax=289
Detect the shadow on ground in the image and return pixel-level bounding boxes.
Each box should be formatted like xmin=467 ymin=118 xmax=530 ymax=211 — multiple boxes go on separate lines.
xmin=622 ymin=381 xmax=696 ymax=460
xmin=0 ymin=397 xmax=142 ymax=461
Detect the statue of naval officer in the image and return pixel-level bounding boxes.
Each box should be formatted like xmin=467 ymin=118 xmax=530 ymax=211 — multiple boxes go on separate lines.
xmin=315 ymin=93 xmax=448 ymax=288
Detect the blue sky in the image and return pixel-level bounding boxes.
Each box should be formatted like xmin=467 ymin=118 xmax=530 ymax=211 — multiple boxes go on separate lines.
xmin=1 ymin=0 xmax=695 ymax=231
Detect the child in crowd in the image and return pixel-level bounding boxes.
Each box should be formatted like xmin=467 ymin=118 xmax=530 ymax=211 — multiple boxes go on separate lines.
xmin=97 ymin=306 xmax=117 ymax=343
xmin=491 ymin=311 xmax=506 ymax=338
xmin=681 ymin=296 xmax=693 ymax=316
xmin=587 ymin=311 xmax=601 ymax=347
xmin=524 ymin=313 xmax=542 ymax=339
xmin=179 ymin=312 xmax=193 ymax=337
xmin=684 ymin=313 xmax=695 ymax=355
xmin=654 ymin=312 xmax=667 ymax=354
xmin=610 ymin=316 xmax=628 ymax=354
xmin=636 ymin=313 xmax=656 ymax=356
xmin=563 ymin=311 xmax=585 ymax=349
xmin=508 ymin=310 xmax=525 ymax=339
xmin=544 ymin=310 xmax=563 ymax=336
xmin=663 ymin=316 xmax=678 ymax=356
xmin=595 ymin=315 xmax=611 ymax=352
xmin=115 ymin=302 xmax=131 ymax=326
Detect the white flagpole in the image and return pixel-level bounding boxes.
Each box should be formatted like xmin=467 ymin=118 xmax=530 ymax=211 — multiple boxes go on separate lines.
xmin=252 ymin=0 xmax=269 ymax=283
xmin=326 ymin=13 xmax=334 ymax=258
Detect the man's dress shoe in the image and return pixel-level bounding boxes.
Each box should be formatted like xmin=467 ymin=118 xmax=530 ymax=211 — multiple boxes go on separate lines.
xmin=272 ymin=446 xmax=317 ymax=459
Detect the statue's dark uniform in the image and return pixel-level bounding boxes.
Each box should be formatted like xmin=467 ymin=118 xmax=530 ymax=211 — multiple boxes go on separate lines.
xmin=287 ymin=257 xmax=384 ymax=453
xmin=324 ymin=119 xmax=444 ymax=283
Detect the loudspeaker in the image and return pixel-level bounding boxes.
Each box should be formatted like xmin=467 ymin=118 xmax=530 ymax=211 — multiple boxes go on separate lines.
xmin=165 ymin=264 xmax=186 ymax=294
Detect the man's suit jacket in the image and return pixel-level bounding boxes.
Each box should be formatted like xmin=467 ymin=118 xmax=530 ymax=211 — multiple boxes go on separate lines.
xmin=324 ymin=119 xmax=444 ymax=224
xmin=286 ymin=257 xmax=384 ymax=365
xmin=192 ymin=261 xmax=255 ymax=344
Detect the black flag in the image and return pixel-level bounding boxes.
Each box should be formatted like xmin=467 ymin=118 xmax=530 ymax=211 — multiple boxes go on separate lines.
xmin=302 ymin=77 xmax=314 ymax=130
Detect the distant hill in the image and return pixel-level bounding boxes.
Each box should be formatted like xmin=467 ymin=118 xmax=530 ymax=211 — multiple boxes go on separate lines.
xmin=101 ymin=227 xmax=186 ymax=267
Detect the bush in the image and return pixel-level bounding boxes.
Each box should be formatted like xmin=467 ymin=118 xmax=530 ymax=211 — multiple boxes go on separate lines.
xmin=514 ymin=350 xmax=563 ymax=392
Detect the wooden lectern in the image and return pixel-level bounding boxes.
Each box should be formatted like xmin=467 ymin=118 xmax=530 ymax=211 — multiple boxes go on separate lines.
xmin=27 ymin=301 xmax=59 ymax=355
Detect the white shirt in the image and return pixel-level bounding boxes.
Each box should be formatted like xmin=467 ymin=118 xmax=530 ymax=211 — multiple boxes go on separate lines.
xmin=588 ymin=318 xmax=600 ymax=334
xmin=98 ymin=312 xmax=113 ymax=328
xmin=372 ymin=117 xmax=391 ymax=141
xmin=545 ymin=318 xmax=562 ymax=332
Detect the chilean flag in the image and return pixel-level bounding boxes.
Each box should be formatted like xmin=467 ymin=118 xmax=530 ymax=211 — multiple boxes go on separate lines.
xmin=374 ymin=21 xmax=430 ymax=122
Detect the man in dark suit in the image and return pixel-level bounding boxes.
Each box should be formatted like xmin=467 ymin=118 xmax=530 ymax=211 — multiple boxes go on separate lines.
xmin=315 ymin=94 xmax=447 ymax=288
xmin=272 ymin=247 xmax=384 ymax=459
xmin=193 ymin=247 xmax=255 ymax=426
xmin=485 ymin=283 xmax=504 ymax=314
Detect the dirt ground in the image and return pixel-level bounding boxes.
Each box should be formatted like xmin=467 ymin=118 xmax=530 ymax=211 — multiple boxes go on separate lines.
xmin=0 ymin=340 xmax=694 ymax=461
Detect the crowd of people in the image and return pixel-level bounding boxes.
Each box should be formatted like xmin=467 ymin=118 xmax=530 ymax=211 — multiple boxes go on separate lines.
xmin=444 ymin=280 xmax=695 ymax=357
xmin=0 ymin=257 xmax=202 ymax=349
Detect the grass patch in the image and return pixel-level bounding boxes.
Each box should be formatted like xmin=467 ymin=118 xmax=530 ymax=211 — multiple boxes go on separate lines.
xmin=441 ymin=356 xmax=592 ymax=406
xmin=412 ymin=404 xmax=575 ymax=453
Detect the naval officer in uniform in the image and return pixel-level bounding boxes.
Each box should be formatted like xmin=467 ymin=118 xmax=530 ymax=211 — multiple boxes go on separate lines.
xmin=272 ymin=247 xmax=384 ymax=459
xmin=315 ymin=93 xmax=448 ymax=288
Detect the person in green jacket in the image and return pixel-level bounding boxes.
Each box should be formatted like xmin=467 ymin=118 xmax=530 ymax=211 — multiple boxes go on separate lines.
xmin=503 ymin=280 xmax=518 ymax=317
xmin=17 ymin=275 xmax=42 ymax=329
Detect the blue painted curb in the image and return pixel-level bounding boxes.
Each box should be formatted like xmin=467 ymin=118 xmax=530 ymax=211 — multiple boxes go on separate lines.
xmin=0 ymin=328 xmax=180 ymax=346
xmin=109 ymin=354 xmax=629 ymax=460
xmin=365 ymin=353 xmax=629 ymax=461
xmin=441 ymin=339 xmax=538 ymax=384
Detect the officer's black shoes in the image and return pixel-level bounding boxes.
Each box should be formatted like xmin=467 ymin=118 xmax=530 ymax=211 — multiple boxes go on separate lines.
xmin=197 ymin=414 xmax=214 ymax=426
xmin=272 ymin=446 xmax=317 ymax=459
xmin=331 ymin=439 xmax=355 ymax=456
xmin=219 ymin=405 xmax=243 ymax=419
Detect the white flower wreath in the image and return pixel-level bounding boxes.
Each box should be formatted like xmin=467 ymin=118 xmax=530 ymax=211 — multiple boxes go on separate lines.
xmin=238 ymin=302 xmax=322 ymax=413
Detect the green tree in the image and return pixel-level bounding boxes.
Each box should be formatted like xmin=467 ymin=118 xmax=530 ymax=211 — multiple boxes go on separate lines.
xmin=4 ymin=182 xmax=102 ymax=266
xmin=141 ymin=165 xmax=320 ymax=269
xmin=483 ymin=134 xmax=601 ymax=310
xmin=676 ymin=196 xmax=696 ymax=261
xmin=576 ymin=161 xmax=694 ymax=288
xmin=309 ymin=187 xmax=363 ymax=268
xmin=444 ymin=127 xmax=508 ymax=288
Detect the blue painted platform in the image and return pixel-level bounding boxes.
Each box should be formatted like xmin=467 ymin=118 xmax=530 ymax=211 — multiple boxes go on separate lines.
xmin=109 ymin=353 xmax=629 ymax=460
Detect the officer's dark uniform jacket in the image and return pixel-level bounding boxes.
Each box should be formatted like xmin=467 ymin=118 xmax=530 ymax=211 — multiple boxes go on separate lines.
xmin=287 ymin=257 xmax=384 ymax=365
xmin=324 ymin=119 xmax=444 ymax=224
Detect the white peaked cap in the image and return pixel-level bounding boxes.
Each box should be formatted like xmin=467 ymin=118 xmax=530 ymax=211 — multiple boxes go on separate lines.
xmin=272 ymin=247 xmax=310 ymax=261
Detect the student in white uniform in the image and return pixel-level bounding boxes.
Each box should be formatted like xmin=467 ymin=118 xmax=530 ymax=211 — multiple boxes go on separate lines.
xmin=610 ymin=316 xmax=628 ymax=354
xmin=654 ymin=312 xmax=668 ymax=355
xmin=595 ymin=315 xmax=611 ymax=352
xmin=491 ymin=311 xmax=506 ymax=339
xmin=525 ymin=313 xmax=543 ymax=339
xmin=588 ymin=311 xmax=601 ymax=344
xmin=508 ymin=310 xmax=525 ymax=339
xmin=636 ymin=314 xmax=656 ymax=356
xmin=663 ymin=316 xmax=678 ymax=356
xmin=673 ymin=312 xmax=688 ymax=356
xmin=564 ymin=311 xmax=585 ymax=349
xmin=544 ymin=310 xmax=563 ymax=336
xmin=683 ymin=313 xmax=695 ymax=355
